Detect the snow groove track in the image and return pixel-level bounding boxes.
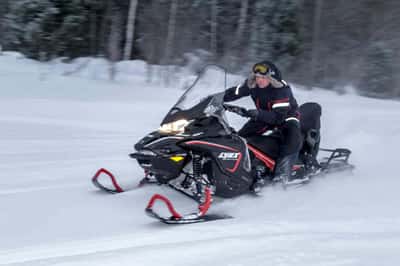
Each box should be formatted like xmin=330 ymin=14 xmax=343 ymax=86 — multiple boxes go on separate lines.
xmin=0 ymin=184 xmax=86 ymax=196
xmin=2 ymin=221 xmax=400 ymax=266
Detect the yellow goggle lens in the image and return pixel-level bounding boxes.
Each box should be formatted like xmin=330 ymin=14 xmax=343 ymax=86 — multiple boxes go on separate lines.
xmin=253 ymin=64 xmax=269 ymax=75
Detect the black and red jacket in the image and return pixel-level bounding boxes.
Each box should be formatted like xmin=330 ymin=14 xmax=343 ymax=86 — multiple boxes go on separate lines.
xmin=223 ymin=79 xmax=300 ymax=126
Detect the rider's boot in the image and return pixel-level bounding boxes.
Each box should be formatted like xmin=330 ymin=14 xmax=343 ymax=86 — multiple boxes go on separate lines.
xmin=251 ymin=165 xmax=267 ymax=194
xmin=274 ymin=153 xmax=309 ymax=186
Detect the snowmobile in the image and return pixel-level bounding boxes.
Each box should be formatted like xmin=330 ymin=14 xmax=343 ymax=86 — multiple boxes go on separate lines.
xmin=92 ymin=65 xmax=354 ymax=224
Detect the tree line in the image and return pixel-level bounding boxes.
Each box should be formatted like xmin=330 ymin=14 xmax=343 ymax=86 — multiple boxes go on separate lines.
xmin=0 ymin=0 xmax=399 ymax=98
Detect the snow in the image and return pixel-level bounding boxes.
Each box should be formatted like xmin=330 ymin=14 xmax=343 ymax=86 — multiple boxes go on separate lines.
xmin=1 ymin=51 xmax=400 ymax=266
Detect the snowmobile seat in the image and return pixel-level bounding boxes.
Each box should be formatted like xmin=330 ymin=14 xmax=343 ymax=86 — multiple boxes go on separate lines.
xmin=299 ymin=102 xmax=322 ymax=163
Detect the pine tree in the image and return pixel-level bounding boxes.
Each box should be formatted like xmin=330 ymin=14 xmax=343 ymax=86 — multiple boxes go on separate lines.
xmin=248 ymin=0 xmax=301 ymax=72
xmin=0 ymin=1 xmax=10 ymax=48
xmin=359 ymin=42 xmax=396 ymax=98
xmin=3 ymin=0 xmax=58 ymax=59
xmin=2 ymin=0 xmax=104 ymax=60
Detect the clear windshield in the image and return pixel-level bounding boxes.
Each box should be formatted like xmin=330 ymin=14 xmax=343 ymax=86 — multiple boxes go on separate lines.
xmin=161 ymin=65 xmax=230 ymax=124
xmin=174 ymin=65 xmax=227 ymax=111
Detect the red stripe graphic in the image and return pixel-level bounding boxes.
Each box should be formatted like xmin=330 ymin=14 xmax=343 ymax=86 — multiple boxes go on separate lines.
xmin=247 ymin=144 xmax=275 ymax=170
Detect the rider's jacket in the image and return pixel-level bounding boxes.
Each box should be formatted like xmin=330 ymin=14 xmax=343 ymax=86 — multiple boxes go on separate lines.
xmin=223 ymin=79 xmax=300 ymax=127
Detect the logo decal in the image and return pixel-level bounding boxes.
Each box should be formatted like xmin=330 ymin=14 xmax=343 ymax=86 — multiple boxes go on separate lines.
xmin=218 ymin=152 xmax=240 ymax=160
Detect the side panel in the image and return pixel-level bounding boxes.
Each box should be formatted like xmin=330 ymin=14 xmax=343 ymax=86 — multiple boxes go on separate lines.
xmin=180 ymin=135 xmax=252 ymax=198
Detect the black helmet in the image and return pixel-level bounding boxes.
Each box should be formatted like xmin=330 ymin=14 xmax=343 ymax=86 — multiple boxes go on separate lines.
xmin=252 ymin=60 xmax=282 ymax=82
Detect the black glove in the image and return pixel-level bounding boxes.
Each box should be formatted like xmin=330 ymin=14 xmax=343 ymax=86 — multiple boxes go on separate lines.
xmin=257 ymin=110 xmax=285 ymax=125
xmin=274 ymin=111 xmax=286 ymax=125
xmin=245 ymin=109 xmax=259 ymax=120
xmin=224 ymin=104 xmax=249 ymax=117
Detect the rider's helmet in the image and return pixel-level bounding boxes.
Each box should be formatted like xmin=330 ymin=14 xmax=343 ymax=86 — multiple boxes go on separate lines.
xmin=252 ymin=61 xmax=282 ymax=80
xmin=252 ymin=61 xmax=285 ymax=88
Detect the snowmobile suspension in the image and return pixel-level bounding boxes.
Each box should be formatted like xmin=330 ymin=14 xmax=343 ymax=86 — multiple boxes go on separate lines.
xmin=192 ymin=154 xmax=204 ymax=199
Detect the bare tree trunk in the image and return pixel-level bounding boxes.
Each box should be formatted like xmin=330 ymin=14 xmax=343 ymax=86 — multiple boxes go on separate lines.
xmin=228 ymin=0 xmax=248 ymax=69
xmin=310 ymin=0 xmax=323 ymax=89
xmin=163 ymin=0 xmax=178 ymax=64
xmin=163 ymin=0 xmax=178 ymax=85
xmin=108 ymin=3 xmax=124 ymax=80
xmin=89 ymin=9 xmax=97 ymax=56
xmin=0 ymin=1 xmax=9 ymax=46
xmin=123 ymin=0 xmax=139 ymax=60
xmin=210 ymin=0 xmax=218 ymax=60
xmin=234 ymin=0 xmax=248 ymax=49
xmin=248 ymin=14 xmax=259 ymax=63
xmin=99 ymin=0 xmax=112 ymax=57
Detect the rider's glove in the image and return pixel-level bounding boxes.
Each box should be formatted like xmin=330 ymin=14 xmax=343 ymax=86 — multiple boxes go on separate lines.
xmin=245 ymin=109 xmax=259 ymax=120
xmin=225 ymin=105 xmax=248 ymax=117
xmin=256 ymin=110 xmax=286 ymax=125
xmin=274 ymin=111 xmax=286 ymax=125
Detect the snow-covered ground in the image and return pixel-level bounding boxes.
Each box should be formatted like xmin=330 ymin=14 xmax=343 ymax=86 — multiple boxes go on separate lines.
xmin=1 ymin=52 xmax=400 ymax=266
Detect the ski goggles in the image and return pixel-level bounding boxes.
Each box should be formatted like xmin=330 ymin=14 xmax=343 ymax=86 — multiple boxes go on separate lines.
xmin=253 ymin=63 xmax=270 ymax=76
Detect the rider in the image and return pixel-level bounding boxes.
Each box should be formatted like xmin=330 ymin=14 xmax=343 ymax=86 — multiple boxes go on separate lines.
xmin=224 ymin=61 xmax=303 ymax=191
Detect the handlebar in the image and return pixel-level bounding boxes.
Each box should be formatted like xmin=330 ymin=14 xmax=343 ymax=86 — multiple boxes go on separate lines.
xmin=223 ymin=104 xmax=250 ymax=118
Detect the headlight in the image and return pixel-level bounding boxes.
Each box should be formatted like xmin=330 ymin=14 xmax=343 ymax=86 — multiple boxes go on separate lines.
xmin=159 ymin=119 xmax=190 ymax=134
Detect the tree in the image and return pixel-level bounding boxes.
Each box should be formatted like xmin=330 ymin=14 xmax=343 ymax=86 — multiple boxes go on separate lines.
xmin=82 ymin=0 xmax=107 ymax=57
xmin=247 ymin=0 xmax=301 ymax=73
xmin=0 ymin=0 xmax=10 ymax=48
xmin=234 ymin=0 xmax=248 ymax=51
xmin=358 ymin=43 xmax=396 ymax=98
xmin=107 ymin=0 xmax=125 ymax=79
xmin=2 ymin=0 xmax=58 ymax=59
xmin=162 ymin=0 xmax=178 ymax=85
xmin=123 ymin=0 xmax=139 ymax=60
xmin=309 ymin=0 xmax=323 ymax=90
xmin=163 ymin=0 xmax=178 ymax=65
xmin=210 ymin=0 xmax=218 ymax=60
xmin=2 ymin=0 xmax=102 ymax=60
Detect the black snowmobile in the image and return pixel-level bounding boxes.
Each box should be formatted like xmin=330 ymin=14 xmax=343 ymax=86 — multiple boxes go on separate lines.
xmin=92 ymin=65 xmax=354 ymax=224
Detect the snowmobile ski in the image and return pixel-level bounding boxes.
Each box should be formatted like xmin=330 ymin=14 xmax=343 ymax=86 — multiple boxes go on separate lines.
xmin=145 ymin=187 xmax=232 ymax=224
xmin=92 ymin=168 xmax=124 ymax=193
xmin=92 ymin=168 xmax=157 ymax=194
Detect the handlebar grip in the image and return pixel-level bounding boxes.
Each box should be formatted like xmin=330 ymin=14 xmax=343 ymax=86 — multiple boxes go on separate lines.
xmin=223 ymin=104 xmax=249 ymax=118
